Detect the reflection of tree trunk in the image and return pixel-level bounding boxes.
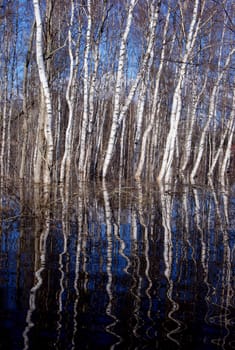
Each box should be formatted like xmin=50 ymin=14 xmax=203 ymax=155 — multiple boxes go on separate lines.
xmin=130 ymin=207 xmax=141 ymax=339
xmin=159 ymin=183 xmax=181 ymax=346
xmin=136 ymin=180 xmax=153 ymax=336
xmin=22 ymin=207 xmax=50 ymax=350
xmin=71 ymin=181 xmax=84 ymax=349
xmin=102 ymin=180 xmax=120 ymax=346
xmin=207 ymin=180 xmax=233 ymax=347
xmin=56 ymin=181 xmax=69 ymax=346
xmin=192 ymin=185 xmax=212 ymax=339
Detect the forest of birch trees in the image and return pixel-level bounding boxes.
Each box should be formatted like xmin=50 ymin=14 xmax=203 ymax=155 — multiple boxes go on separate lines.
xmin=0 ymin=0 xmax=235 ymax=189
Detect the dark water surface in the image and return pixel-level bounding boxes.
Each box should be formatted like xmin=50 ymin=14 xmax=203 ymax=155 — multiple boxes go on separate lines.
xmin=0 ymin=180 xmax=234 ymax=349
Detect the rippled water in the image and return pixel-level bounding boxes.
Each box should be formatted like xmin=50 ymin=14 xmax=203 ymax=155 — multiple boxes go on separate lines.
xmin=0 ymin=180 xmax=234 ymax=349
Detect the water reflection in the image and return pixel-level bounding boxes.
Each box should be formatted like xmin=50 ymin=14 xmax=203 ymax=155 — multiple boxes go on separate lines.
xmin=0 ymin=180 xmax=234 ymax=349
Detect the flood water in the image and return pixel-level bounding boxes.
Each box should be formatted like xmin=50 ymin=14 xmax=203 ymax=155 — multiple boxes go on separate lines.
xmin=0 ymin=179 xmax=234 ymax=350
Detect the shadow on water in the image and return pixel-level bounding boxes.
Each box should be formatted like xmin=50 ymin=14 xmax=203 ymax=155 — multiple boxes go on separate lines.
xmin=0 ymin=178 xmax=234 ymax=349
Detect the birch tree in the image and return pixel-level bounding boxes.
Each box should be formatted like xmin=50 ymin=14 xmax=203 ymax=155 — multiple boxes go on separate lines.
xmin=135 ymin=5 xmax=170 ymax=179
xmin=190 ymin=46 xmax=235 ymax=182
xmin=77 ymin=0 xmax=92 ymax=178
xmin=180 ymin=65 xmax=209 ymax=174
xmin=213 ymin=79 xmax=235 ymax=181
xmin=101 ymin=0 xmax=137 ymax=179
xmin=20 ymin=21 xmax=35 ymax=179
xmin=33 ymin=0 xmax=54 ymax=186
xmin=0 ymin=22 xmax=9 ymax=179
xmin=157 ymin=0 xmax=204 ymax=183
xmin=60 ymin=0 xmax=81 ymax=184
xmin=0 ymin=5 xmax=16 ymax=180
xmin=102 ymin=0 xmax=161 ymax=179
xmin=84 ymin=2 xmax=112 ymax=177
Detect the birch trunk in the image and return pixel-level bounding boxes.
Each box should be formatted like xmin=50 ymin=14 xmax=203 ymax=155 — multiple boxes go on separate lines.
xmin=190 ymin=46 xmax=235 ymax=182
xmin=210 ymin=18 xmax=226 ymax=169
xmin=134 ymin=80 xmax=147 ymax=159
xmin=135 ymin=6 xmax=169 ymax=179
xmin=0 ymin=68 xmax=8 ymax=179
xmin=77 ymin=0 xmax=92 ymax=178
xmin=102 ymin=0 xmax=161 ymax=178
xmin=60 ymin=0 xmax=78 ymax=184
xmin=33 ymin=90 xmax=46 ymax=184
xmin=102 ymin=0 xmax=138 ymax=179
xmin=180 ymin=67 xmax=209 ymax=174
xmin=33 ymin=0 xmax=54 ymax=185
xmin=85 ymin=3 xmax=110 ymax=177
xmin=158 ymin=0 xmax=203 ymax=183
xmin=20 ymin=21 xmax=35 ymax=179
xmin=219 ymin=86 xmax=235 ymax=182
xmin=208 ymin=119 xmax=232 ymax=177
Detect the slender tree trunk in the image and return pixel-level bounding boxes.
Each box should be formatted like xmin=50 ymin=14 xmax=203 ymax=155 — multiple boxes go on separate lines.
xmin=208 ymin=119 xmax=232 ymax=177
xmin=158 ymin=0 xmax=203 ymax=183
xmin=102 ymin=0 xmax=137 ymax=179
xmin=102 ymin=0 xmax=161 ymax=178
xmin=180 ymin=68 xmax=209 ymax=174
xmin=60 ymin=0 xmax=76 ymax=184
xmin=77 ymin=0 xmax=92 ymax=178
xmin=190 ymin=46 xmax=235 ymax=182
xmin=33 ymin=0 xmax=54 ymax=186
xmin=33 ymin=90 xmax=45 ymax=184
xmin=135 ymin=6 xmax=169 ymax=179
xmin=0 ymin=18 xmax=10 ymax=180
xmin=219 ymin=86 xmax=235 ymax=183
xmin=0 ymin=66 xmax=8 ymax=179
xmin=20 ymin=21 xmax=35 ymax=179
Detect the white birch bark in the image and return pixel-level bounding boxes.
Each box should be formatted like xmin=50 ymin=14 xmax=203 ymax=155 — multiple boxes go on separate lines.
xmin=158 ymin=0 xmax=203 ymax=183
xmin=33 ymin=0 xmax=54 ymax=185
xmin=85 ymin=4 xmax=110 ymax=177
xmin=102 ymin=0 xmax=138 ymax=178
xmin=102 ymin=0 xmax=160 ymax=178
xmin=33 ymin=91 xmax=45 ymax=184
xmin=60 ymin=0 xmax=76 ymax=183
xmin=135 ymin=6 xmax=170 ymax=179
xmin=0 ymin=68 xmax=8 ymax=179
xmin=93 ymin=100 xmax=108 ymax=175
xmin=0 ymin=15 xmax=9 ymax=179
xmin=78 ymin=0 xmax=92 ymax=177
xmin=190 ymin=46 xmax=235 ymax=182
xmin=208 ymin=117 xmax=233 ymax=177
xmin=180 ymin=68 xmax=209 ymax=173
xmin=6 ymin=20 xmax=18 ymax=176
xmin=210 ymin=18 xmax=226 ymax=167
xmin=119 ymin=117 xmax=126 ymax=180
xmin=88 ymin=4 xmax=109 ymax=135
xmin=134 ymin=80 xmax=147 ymax=152
xmin=20 ymin=21 xmax=35 ymax=179
xmin=117 ymin=0 xmax=161 ymax=126
xmin=220 ymin=125 xmax=235 ymax=185
xmin=219 ymin=88 xmax=235 ymax=183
